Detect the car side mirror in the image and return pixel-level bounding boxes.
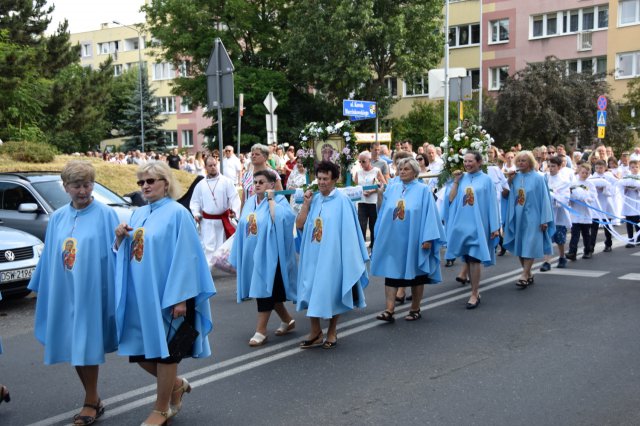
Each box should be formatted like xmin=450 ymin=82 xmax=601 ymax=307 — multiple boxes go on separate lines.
xmin=18 ymin=203 xmax=39 ymax=213
xmin=123 ymin=196 xmax=132 ymax=204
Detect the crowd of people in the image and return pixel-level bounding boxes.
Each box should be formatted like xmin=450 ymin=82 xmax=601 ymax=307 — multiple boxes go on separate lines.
xmin=1 ymin=137 xmax=639 ymax=425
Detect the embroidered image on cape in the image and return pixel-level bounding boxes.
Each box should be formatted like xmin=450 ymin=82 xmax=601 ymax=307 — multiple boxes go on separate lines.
xmin=463 ymin=187 xmax=475 ymax=206
xmin=62 ymin=237 xmax=77 ymax=271
xmin=393 ymin=199 xmax=405 ymax=221
xmin=131 ymin=228 xmax=145 ymax=262
xmin=311 ymin=217 xmax=323 ymax=242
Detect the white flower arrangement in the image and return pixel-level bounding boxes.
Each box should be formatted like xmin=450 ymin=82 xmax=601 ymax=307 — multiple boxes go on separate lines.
xmin=438 ymin=123 xmax=493 ymax=187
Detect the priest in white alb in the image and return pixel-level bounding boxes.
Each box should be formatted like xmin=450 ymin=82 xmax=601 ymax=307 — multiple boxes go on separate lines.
xmin=190 ymin=155 xmax=241 ymax=267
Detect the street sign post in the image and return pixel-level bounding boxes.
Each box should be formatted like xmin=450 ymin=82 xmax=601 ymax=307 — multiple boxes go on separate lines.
xmin=598 ymin=126 xmax=606 ymax=138
xmin=342 ymin=100 xmax=377 ymax=120
xmin=597 ymin=95 xmax=608 ymax=111
xmin=596 ymin=95 xmax=607 ymax=139
xmin=597 ymin=111 xmax=607 ymax=126
xmin=206 ymin=38 xmax=235 ymax=172
xmin=264 ymin=92 xmax=278 ymax=144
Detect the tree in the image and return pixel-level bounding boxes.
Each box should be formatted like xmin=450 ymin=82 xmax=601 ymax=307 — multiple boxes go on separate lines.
xmin=285 ymin=0 xmax=444 ymax=113
xmin=623 ymin=77 xmax=640 ymax=131
xmin=118 ymin=70 xmax=167 ymax=152
xmin=483 ymin=57 xmax=631 ymax=152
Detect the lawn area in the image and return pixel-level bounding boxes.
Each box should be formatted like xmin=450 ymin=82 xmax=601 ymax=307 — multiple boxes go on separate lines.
xmin=0 ymin=155 xmax=198 ymax=198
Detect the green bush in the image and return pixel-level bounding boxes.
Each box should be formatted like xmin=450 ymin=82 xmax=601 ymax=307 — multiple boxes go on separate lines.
xmin=0 ymin=141 xmax=58 ymax=163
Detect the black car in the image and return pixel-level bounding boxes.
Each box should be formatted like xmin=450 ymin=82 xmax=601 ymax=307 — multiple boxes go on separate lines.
xmin=0 ymin=172 xmax=135 ymax=241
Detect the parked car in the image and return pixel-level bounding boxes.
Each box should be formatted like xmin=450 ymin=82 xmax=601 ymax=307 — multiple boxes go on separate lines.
xmin=0 ymin=226 xmax=43 ymax=298
xmin=0 ymin=172 xmax=135 ymax=241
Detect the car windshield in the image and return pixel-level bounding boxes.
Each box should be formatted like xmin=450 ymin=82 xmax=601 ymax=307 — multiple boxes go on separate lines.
xmin=31 ymin=180 xmax=130 ymax=210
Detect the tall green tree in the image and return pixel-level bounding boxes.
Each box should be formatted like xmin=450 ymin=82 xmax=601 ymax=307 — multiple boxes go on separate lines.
xmin=623 ymin=77 xmax=640 ymax=132
xmin=285 ymin=0 xmax=444 ymax=113
xmin=119 ymin=70 xmax=167 ymax=152
xmin=483 ymin=56 xmax=631 ymax=152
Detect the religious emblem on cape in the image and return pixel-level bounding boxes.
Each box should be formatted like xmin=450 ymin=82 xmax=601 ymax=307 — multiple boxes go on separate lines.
xmin=393 ymin=199 xmax=405 ymax=221
xmin=130 ymin=228 xmax=145 ymax=262
xmin=516 ymin=188 xmax=526 ymax=206
xmin=463 ymin=187 xmax=475 ymax=206
xmin=61 ymin=237 xmax=77 ymax=271
xmin=246 ymin=213 xmax=258 ymax=237
xmin=311 ymin=217 xmax=323 ymax=242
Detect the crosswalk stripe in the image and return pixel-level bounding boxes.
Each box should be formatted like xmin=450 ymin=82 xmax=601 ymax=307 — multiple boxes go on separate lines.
xmin=539 ymin=269 xmax=609 ymax=278
xmin=631 ymin=252 xmax=640 ymax=257
xmin=618 ymin=273 xmax=640 ymax=281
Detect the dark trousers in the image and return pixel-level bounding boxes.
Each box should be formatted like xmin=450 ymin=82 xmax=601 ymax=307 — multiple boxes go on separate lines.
xmin=626 ymin=215 xmax=640 ymax=243
xmin=358 ymin=203 xmax=377 ymax=248
xmin=569 ymin=223 xmax=592 ymax=254
xmin=590 ymin=219 xmax=612 ymax=250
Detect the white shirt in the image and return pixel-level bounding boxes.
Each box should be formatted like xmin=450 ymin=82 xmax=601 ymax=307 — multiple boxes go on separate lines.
xmin=222 ymin=155 xmax=243 ymax=185
xmin=190 ymin=175 xmax=240 ymax=217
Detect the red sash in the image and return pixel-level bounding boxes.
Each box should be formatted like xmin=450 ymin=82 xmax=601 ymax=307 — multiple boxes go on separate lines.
xmin=202 ymin=210 xmax=236 ymax=238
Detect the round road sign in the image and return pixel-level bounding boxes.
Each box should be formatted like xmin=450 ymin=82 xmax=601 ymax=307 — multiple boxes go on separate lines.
xmin=597 ymin=95 xmax=607 ymax=111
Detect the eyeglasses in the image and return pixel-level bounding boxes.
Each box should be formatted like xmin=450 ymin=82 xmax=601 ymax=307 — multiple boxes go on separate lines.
xmin=136 ymin=178 xmax=165 ymax=187
xmin=417 ymin=157 xmax=425 ymax=161
xmin=548 ymin=151 xmax=556 ymax=154
xmin=224 ymin=150 xmax=231 ymax=153
xmin=359 ymin=160 xmax=368 ymax=163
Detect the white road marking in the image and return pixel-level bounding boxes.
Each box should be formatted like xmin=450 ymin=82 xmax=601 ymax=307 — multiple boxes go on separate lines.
xmin=538 ymin=269 xmax=609 ymax=278
xmin=618 ymin=273 xmax=640 ymax=281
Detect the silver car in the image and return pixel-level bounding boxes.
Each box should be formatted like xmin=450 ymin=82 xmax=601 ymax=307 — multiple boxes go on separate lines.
xmin=0 ymin=226 xmax=43 ymax=298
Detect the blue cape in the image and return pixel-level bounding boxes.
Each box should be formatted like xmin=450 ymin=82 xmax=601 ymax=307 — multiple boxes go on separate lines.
xmin=371 ymin=179 xmax=445 ymax=282
xmin=444 ymin=171 xmax=500 ymax=266
xmin=503 ymin=171 xmax=555 ymax=258
xmin=296 ymin=190 xmax=369 ymax=319
xmin=28 ymin=201 xmax=119 ymax=365
xmin=115 ymin=197 xmax=215 ymax=359
xmin=231 ymin=194 xmax=297 ymax=303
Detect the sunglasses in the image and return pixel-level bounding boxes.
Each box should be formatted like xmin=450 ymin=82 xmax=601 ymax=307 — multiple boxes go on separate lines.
xmin=136 ymin=178 xmax=165 ymax=187
xmin=417 ymin=157 xmax=425 ymax=161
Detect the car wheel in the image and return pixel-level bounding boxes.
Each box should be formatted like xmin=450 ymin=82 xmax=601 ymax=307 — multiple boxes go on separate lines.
xmin=2 ymin=289 xmax=32 ymax=299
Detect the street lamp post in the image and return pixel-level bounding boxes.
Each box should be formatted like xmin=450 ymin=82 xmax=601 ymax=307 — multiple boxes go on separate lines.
xmin=113 ymin=21 xmax=145 ymax=151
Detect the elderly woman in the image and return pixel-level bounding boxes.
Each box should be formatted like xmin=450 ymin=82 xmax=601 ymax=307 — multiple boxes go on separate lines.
xmin=242 ymin=143 xmax=284 ymax=203
xmin=503 ymin=151 xmax=555 ymax=287
xmin=296 ymin=161 xmax=369 ymax=349
xmin=354 ymin=151 xmax=387 ymax=249
xmin=231 ymin=170 xmax=297 ymax=346
xmin=28 ymin=161 xmax=119 ymax=425
xmin=444 ymin=152 xmax=500 ymax=309
xmin=371 ymin=158 xmax=445 ymax=321
xmin=286 ymin=158 xmax=307 ymax=214
xmin=114 ymin=162 xmax=215 ymax=426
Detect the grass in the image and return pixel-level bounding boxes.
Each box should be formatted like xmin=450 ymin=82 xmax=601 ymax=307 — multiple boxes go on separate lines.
xmin=0 ymin=154 xmax=198 ymax=198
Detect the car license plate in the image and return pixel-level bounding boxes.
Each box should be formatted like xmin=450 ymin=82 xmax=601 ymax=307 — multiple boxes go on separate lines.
xmin=0 ymin=267 xmax=35 ymax=283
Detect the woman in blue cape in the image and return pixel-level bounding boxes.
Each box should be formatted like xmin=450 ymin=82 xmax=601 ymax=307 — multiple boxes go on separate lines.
xmin=230 ymin=170 xmax=297 ymax=347
xmin=28 ymin=161 xmax=118 ymax=425
xmin=371 ymin=158 xmax=445 ymax=322
xmin=296 ymin=161 xmax=369 ymax=349
xmin=444 ymin=152 xmax=500 ymax=309
xmin=503 ymin=151 xmax=555 ymax=288
xmin=114 ymin=162 xmax=215 ymax=426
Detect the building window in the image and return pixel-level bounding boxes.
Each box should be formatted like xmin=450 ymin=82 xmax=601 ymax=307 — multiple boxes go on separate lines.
xmin=450 ymin=23 xmax=480 ymax=47
xmin=123 ymin=37 xmax=143 ymax=51
xmin=489 ymin=19 xmax=509 ymax=44
xmin=532 ymin=6 xmax=608 ymax=39
xmin=616 ymin=51 xmax=640 ymax=78
xmin=81 ymin=43 xmax=92 ymax=57
xmin=181 ymin=130 xmax=194 ymax=147
xmin=566 ymin=56 xmax=606 ymax=76
xmin=489 ymin=66 xmax=508 ymax=91
xmin=179 ymin=97 xmax=192 ymax=113
xmin=467 ymin=69 xmax=480 ymax=91
xmin=403 ymin=75 xmax=428 ymax=97
xmin=161 ymin=130 xmax=178 ymax=148
xmin=620 ymin=0 xmax=640 ymax=25
xmin=156 ymin=96 xmax=176 ymax=114
xmin=152 ymin=62 xmax=175 ymax=80
xmin=98 ymin=41 xmax=118 ymax=55
xmin=178 ymin=60 xmax=191 ymax=77
xmin=384 ymin=77 xmax=398 ymax=97
xmin=113 ymin=64 xmax=123 ymax=77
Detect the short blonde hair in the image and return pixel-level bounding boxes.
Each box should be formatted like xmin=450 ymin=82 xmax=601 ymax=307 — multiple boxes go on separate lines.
xmin=61 ymin=161 xmax=95 ymax=185
xmin=516 ymin=150 xmax=538 ymax=171
xmin=137 ymin=161 xmax=181 ymax=199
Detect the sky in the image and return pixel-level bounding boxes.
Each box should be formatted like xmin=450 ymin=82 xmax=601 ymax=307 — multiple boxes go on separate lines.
xmin=47 ymin=0 xmax=146 ymax=34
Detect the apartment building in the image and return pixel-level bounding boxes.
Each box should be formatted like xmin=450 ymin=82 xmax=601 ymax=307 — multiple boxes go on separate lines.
xmin=389 ymin=0 xmax=640 ymax=118
xmin=70 ymin=23 xmax=211 ymax=152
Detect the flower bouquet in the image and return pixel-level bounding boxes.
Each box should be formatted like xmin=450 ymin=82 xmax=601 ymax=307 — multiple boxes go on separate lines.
xmin=438 ymin=124 xmax=493 ymax=188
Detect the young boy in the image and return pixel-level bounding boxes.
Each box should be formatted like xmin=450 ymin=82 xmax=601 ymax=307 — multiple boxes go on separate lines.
xmin=566 ymin=164 xmax=597 ymax=260
xmin=588 ymin=160 xmax=617 ymax=253
xmin=617 ymin=159 xmax=640 ymax=247
xmin=541 ymin=156 xmax=572 ymax=269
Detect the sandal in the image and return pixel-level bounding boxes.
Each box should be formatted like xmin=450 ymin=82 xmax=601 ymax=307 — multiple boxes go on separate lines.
xmin=405 ymin=310 xmax=422 ymax=321
xmin=140 ymin=409 xmax=172 ymax=426
xmin=445 ymin=259 xmax=455 ymax=267
xmin=0 ymin=385 xmax=9 ymax=404
xmin=376 ymin=310 xmax=395 ymax=322
xmin=455 ymin=276 xmax=470 ymax=285
xmin=299 ymin=332 xmax=323 ymax=349
xmin=274 ymin=319 xmax=295 ymax=336
xmin=527 ymin=276 xmax=535 ymax=285
xmin=73 ymin=400 xmax=105 ymax=425
xmin=516 ymin=279 xmax=528 ymax=288
xmin=249 ymin=332 xmax=268 ymax=347
xmin=322 ymin=339 xmax=338 ymax=349
xmin=170 ymin=377 xmax=191 ymax=416
xmin=394 ymin=296 xmax=405 ymax=305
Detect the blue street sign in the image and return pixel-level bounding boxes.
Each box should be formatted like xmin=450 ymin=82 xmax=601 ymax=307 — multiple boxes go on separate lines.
xmin=343 ymin=100 xmax=377 ymax=120
xmin=597 ymin=111 xmax=607 ymax=126
xmin=597 ymin=95 xmax=607 ymax=111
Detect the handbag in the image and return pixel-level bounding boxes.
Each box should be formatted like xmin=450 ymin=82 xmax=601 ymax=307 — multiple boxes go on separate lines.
xmin=166 ymin=317 xmax=199 ymax=361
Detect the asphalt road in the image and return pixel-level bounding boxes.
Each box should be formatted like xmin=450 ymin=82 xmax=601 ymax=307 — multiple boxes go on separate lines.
xmin=1 ymin=236 xmax=639 ymax=426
